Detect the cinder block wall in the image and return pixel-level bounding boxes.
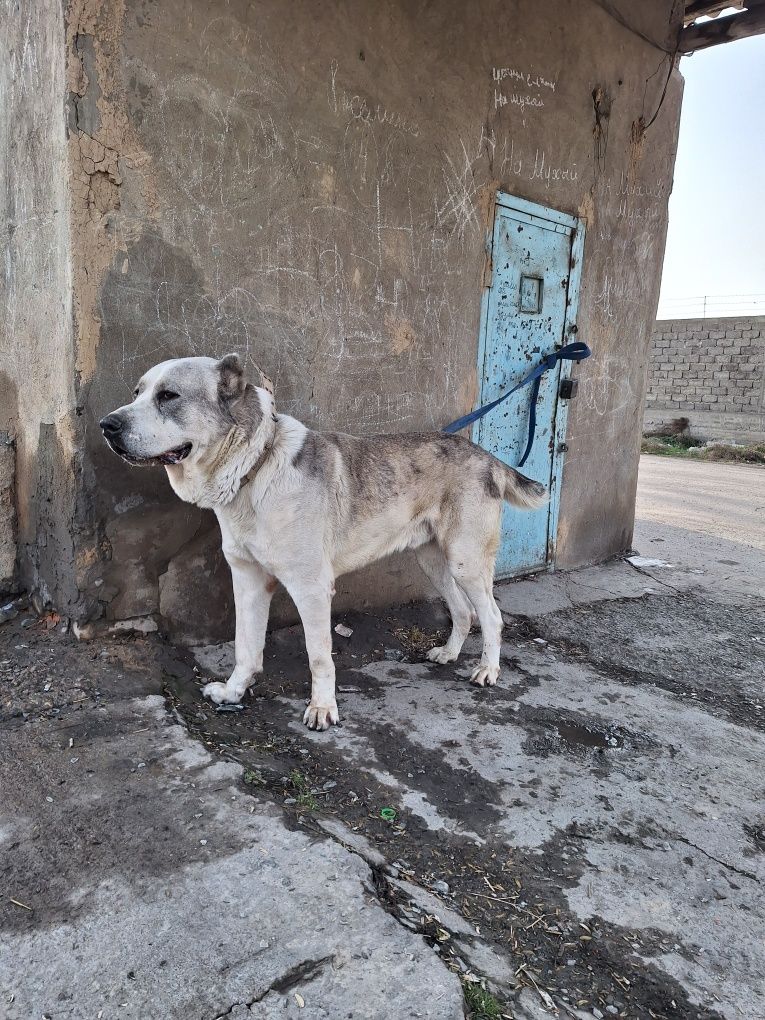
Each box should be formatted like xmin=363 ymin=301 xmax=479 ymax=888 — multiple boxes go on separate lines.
xmin=644 ymin=317 xmax=765 ymax=443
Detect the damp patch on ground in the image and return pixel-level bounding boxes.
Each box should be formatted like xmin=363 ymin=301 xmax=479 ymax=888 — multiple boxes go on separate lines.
xmin=526 ymin=593 xmax=765 ymax=733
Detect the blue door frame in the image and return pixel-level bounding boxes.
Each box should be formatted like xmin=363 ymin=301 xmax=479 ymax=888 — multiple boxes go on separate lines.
xmin=474 ymin=192 xmax=585 ymax=579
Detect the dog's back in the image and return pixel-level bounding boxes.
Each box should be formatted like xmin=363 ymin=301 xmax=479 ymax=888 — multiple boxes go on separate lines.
xmin=289 ymin=428 xmax=546 ymax=576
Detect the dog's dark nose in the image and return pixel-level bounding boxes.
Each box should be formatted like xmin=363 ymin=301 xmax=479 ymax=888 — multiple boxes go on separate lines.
xmin=99 ymin=413 xmax=123 ymax=436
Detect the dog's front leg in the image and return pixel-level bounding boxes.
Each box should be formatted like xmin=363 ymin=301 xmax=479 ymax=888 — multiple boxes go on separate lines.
xmin=284 ymin=576 xmax=338 ymax=731
xmin=203 ymin=557 xmax=275 ymax=705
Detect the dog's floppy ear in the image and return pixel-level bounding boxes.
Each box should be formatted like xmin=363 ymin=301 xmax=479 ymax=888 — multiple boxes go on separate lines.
xmin=217 ymin=353 xmax=246 ymax=403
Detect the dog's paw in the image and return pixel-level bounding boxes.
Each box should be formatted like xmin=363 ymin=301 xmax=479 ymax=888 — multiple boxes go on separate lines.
xmin=469 ymin=664 xmax=500 ymax=687
xmin=202 ymin=681 xmax=243 ymax=705
xmin=303 ymin=700 xmax=340 ymax=731
xmin=426 ymin=645 xmax=459 ymax=665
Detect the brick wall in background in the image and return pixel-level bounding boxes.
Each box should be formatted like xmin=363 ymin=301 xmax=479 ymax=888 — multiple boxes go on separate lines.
xmin=644 ymin=317 xmax=765 ymax=443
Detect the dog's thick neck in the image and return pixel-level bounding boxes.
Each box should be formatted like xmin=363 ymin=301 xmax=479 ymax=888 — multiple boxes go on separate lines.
xmin=165 ymin=386 xmax=277 ymax=509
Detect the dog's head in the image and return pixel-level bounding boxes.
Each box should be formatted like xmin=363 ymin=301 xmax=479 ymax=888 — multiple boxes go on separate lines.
xmin=100 ymin=354 xmax=265 ymax=468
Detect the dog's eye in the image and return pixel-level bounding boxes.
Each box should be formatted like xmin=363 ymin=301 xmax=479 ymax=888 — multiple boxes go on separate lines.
xmin=157 ymin=389 xmax=180 ymax=404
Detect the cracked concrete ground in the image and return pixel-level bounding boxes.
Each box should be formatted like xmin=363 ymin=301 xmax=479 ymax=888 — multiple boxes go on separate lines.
xmin=0 ymin=635 xmax=464 ymax=1019
xmin=1 ymin=457 xmax=763 ymax=1019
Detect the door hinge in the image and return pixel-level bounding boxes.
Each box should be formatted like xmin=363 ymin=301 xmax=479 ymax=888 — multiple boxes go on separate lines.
xmin=559 ymin=379 xmax=578 ymax=399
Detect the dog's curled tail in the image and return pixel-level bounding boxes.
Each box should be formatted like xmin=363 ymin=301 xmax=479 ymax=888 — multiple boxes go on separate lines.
xmin=501 ymin=464 xmax=548 ymax=510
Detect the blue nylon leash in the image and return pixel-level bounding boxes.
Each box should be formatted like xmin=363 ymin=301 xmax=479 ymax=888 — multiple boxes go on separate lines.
xmin=442 ymin=341 xmax=591 ymax=467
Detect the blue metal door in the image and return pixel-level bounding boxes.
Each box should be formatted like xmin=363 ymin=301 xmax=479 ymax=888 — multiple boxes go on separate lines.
xmin=475 ymin=193 xmax=584 ymax=578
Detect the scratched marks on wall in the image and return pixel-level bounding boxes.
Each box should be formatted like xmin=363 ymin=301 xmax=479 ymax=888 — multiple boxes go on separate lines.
xmin=435 ymin=140 xmax=484 ymax=247
xmin=577 ymin=344 xmax=640 ymax=424
xmin=595 ymin=171 xmax=669 ymax=233
xmin=100 ymin=7 xmax=673 ymax=439
xmin=107 ymin=15 xmax=494 ymax=432
xmin=576 ymin=167 xmax=670 ymax=432
xmin=491 ymin=133 xmax=580 ymax=191
xmin=280 ymin=390 xmax=420 ymax=433
xmin=485 ymin=62 xmax=577 ymax=192
xmin=590 ymin=170 xmax=668 ymax=321
xmin=329 ymin=60 xmax=420 ymax=139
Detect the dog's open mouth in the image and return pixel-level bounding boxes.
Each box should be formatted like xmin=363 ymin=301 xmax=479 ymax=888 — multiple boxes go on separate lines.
xmin=157 ymin=443 xmax=193 ymax=465
xmin=107 ymin=439 xmax=193 ymax=467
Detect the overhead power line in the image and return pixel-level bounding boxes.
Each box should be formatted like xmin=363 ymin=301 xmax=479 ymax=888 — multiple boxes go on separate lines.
xmin=657 ymin=293 xmax=765 ymax=318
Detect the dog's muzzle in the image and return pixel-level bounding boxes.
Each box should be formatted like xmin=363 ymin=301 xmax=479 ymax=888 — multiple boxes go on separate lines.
xmin=99 ymin=413 xmax=192 ymax=466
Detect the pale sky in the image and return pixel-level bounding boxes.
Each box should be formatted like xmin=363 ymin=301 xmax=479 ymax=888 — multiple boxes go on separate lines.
xmin=657 ymin=32 xmax=765 ymax=318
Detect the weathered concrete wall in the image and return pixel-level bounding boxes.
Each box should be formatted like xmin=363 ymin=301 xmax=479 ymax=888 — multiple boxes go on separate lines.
xmin=0 ymin=434 xmax=16 ymax=592
xmin=644 ymin=317 xmax=765 ymax=443
xmin=3 ymin=0 xmax=683 ymax=639
xmin=74 ymin=0 xmax=683 ymax=641
xmin=0 ymin=1 xmax=78 ymax=609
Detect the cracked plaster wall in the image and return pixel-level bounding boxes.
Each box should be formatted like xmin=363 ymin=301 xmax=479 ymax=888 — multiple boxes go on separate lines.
xmin=2 ymin=0 xmax=683 ymax=639
xmin=0 ymin=0 xmax=78 ymax=608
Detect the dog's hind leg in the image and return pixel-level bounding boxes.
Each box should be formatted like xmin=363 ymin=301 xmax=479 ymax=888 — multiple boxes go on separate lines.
xmin=283 ymin=573 xmax=339 ymax=731
xmin=415 ymin=541 xmax=474 ymax=664
xmin=448 ymin=553 xmax=503 ymax=688
xmin=203 ymin=557 xmax=275 ymax=705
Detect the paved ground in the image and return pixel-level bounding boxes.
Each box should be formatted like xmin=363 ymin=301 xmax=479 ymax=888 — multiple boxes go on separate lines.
xmin=1 ymin=456 xmax=764 ymax=1020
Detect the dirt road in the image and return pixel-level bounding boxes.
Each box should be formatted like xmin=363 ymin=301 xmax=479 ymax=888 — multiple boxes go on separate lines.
xmin=636 ymin=455 xmax=765 ymax=550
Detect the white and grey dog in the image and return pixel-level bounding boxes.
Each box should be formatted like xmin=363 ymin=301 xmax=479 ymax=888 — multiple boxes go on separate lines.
xmin=100 ymin=355 xmax=546 ymax=729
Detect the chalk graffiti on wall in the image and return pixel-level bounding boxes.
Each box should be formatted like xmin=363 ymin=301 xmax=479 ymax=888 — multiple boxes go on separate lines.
xmin=329 ymin=60 xmax=420 ymax=138
xmin=527 ymin=149 xmax=579 ymax=187
xmin=494 ymin=92 xmax=544 ymax=114
xmin=104 ymin=38 xmax=502 ymax=431
xmin=492 ymin=66 xmax=557 ymax=118
xmin=492 ymin=67 xmax=557 ymax=91
xmin=98 ymin=13 xmax=669 ymax=438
